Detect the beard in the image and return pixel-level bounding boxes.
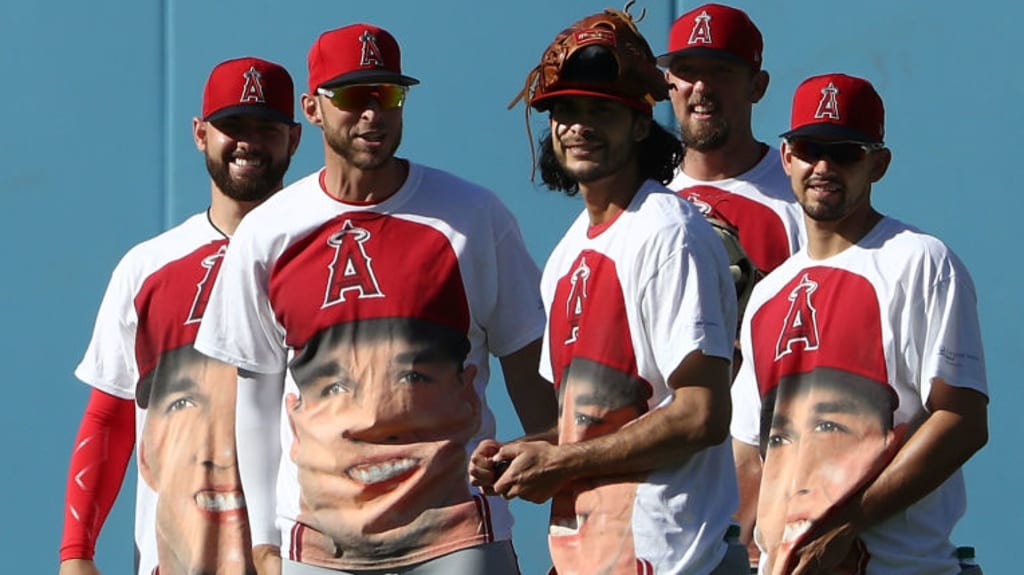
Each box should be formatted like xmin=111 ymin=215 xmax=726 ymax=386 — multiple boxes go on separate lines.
xmin=325 ymin=128 xmax=402 ymax=171
xmin=206 ymin=153 xmax=290 ymax=203
xmin=680 ymin=115 xmax=731 ymax=152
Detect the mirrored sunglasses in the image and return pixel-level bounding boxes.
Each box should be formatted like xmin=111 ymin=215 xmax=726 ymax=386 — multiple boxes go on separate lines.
xmin=317 ymin=84 xmax=408 ymax=111
xmin=787 ymin=139 xmax=884 ymax=167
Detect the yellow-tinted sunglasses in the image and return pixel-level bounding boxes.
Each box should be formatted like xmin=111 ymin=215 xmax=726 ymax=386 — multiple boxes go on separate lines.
xmin=316 ymin=84 xmax=408 ymax=111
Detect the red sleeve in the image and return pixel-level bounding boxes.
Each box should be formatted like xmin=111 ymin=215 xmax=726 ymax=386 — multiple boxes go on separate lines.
xmin=60 ymin=388 xmax=136 ymax=561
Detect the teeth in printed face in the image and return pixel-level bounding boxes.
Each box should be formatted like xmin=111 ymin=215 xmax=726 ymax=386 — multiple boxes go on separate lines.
xmin=548 ymin=524 xmax=580 ymax=536
xmin=782 ymin=520 xmax=811 ymax=544
xmin=347 ymin=458 xmax=419 ymax=484
xmin=195 ymin=491 xmax=245 ymax=512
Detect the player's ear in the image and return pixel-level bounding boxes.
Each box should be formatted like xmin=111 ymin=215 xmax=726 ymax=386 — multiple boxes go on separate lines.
xmin=780 ymin=140 xmax=794 ymax=176
xmin=138 ymin=436 xmax=158 ymax=490
xmin=632 ymin=113 xmax=651 ymax=142
xmin=288 ymin=123 xmax=302 ymax=156
xmin=751 ymin=70 xmax=769 ymax=104
xmin=302 ymin=93 xmax=323 ymax=127
xmin=869 ymin=147 xmax=892 ymax=183
xmin=193 ymin=117 xmax=208 ymax=152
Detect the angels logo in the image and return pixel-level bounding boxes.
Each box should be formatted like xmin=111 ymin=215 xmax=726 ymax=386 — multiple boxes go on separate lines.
xmin=359 ymin=29 xmax=385 ymax=67
xmin=323 ymin=219 xmax=384 ymax=307
xmin=775 ymin=273 xmax=821 ymax=360
xmin=186 ymin=245 xmax=227 ymax=324
xmin=682 ymin=190 xmax=712 ymax=216
xmin=688 ymin=10 xmax=713 ymax=45
xmin=240 ymin=66 xmax=266 ymax=104
xmin=564 ymin=258 xmax=591 ymax=345
xmin=814 ymin=82 xmax=841 ymax=120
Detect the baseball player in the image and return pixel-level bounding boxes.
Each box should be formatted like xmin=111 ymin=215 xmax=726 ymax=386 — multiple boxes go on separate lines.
xmin=470 ymin=8 xmax=748 ymax=574
xmin=58 ymin=57 xmax=301 ymax=575
xmin=659 ymin=3 xmax=804 ymax=278
xmin=657 ymin=7 xmax=807 ymax=564
xmin=192 ymin=23 xmax=556 ymax=575
xmin=731 ymin=73 xmax=989 ymax=575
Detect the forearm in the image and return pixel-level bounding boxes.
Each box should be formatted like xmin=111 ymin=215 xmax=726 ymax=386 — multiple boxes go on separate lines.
xmin=60 ymin=389 xmax=135 ymax=561
xmin=499 ymin=339 xmax=558 ymax=435
xmin=732 ymin=439 xmax=762 ymax=546
xmin=849 ymin=404 xmax=987 ymax=531
xmin=236 ymin=369 xmax=284 ymax=547
xmin=559 ymin=382 xmax=729 ymax=480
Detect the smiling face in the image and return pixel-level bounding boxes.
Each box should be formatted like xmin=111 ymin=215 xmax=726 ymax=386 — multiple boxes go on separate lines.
xmin=548 ymin=96 xmax=649 ymax=186
xmin=755 ymin=371 xmax=896 ymax=574
xmin=781 ymin=138 xmax=890 ymax=227
xmin=285 ymin=318 xmax=480 ymax=558
xmin=665 ymin=55 xmax=765 ymax=151
xmin=195 ymin=114 xmax=298 ymax=204
xmin=139 ymin=348 xmax=255 ymax=575
xmin=304 ymin=86 xmax=404 ymax=171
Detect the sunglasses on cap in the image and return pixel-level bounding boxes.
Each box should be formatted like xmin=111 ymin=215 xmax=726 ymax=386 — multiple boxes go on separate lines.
xmin=316 ymin=84 xmax=408 ymax=111
xmin=787 ymin=139 xmax=884 ymax=167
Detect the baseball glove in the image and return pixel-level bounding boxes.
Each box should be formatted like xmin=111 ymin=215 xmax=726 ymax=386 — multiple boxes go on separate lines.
xmin=510 ymin=0 xmax=669 ymax=111
xmin=707 ymin=217 xmax=756 ymax=323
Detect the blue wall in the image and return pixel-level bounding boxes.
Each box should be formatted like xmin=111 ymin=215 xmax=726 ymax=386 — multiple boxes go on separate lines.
xmin=3 ymin=1 xmax=1018 ymax=573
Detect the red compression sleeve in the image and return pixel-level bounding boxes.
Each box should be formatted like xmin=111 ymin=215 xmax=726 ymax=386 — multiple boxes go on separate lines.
xmin=60 ymin=388 xmax=136 ymax=561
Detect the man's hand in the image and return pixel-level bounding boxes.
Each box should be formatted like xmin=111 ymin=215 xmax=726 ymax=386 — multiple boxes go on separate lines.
xmin=253 ymin=544 xmax=281 ymax=575
xmin=489 ymin=440 xmax=572 ymax=504
xmin=58 ymin=559 xmax=101 ymax=575
xmin=469 ymin=439 xmax=506 ymax=496
xmin=776 ymin=510 xmax=860 ymax=575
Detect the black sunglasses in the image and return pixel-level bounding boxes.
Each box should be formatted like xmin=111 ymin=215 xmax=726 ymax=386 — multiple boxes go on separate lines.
xmin=787 ymin=139 xmax=884 ymax=167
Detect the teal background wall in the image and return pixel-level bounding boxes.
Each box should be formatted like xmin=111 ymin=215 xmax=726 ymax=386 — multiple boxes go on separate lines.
xmin=2 ymin=1 xmax=1017 ymax=573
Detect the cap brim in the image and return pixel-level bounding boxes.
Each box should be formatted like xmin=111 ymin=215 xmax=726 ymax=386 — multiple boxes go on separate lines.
xmin=656 ymin=47 xmax=751 ymax=69
xmin=205 ymin=105 xmax=296 ymax=126
xmin=530 ymin=88 xmax=652 ymax=114
xmin=780 ymin=123 xmax=881 ymax=144
xmin=320 ymin=69 xmax=420 ymax=89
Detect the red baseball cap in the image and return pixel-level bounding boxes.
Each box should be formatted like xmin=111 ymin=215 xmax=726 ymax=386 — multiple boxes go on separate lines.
xmin=307 ymin=23 xmax=420 ymax=94
xmin=657 ymin=3 xmax=762 ymax=71
xmin=781 ymin=73 xmax=885 ymax=144
xmin=202 ymin=57 xmax=296 ymax=125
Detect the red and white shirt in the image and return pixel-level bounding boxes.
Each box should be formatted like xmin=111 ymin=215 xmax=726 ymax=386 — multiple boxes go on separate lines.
xmin=668 ymin=147 xmax=805 ymax=276
xmin=732 ymin=217 xmax=987 ymax=575
xmin=195 ymin=162 xmax=544 ymax=570
xmin=76 ymin=213 xmax=252 ymax=575
xmin=540 ymin=180 xmax=739 ymax=575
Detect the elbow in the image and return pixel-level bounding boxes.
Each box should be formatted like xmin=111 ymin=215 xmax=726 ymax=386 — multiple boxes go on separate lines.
xmin=688 ymin=399 xmax=731 ymax=449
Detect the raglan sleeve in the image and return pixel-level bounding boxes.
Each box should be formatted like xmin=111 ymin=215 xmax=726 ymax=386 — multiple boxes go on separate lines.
xmin=194 ymin=225 xmax=287 ymax=373
xmin=74 ymin=251 xmax=143 ymax=398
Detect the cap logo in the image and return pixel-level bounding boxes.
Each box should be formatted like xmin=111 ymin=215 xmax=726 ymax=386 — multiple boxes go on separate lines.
xmin=775 ymin=273 xmax=821 ymax=360
xmin=359 ymin=30 xmax=385 ymax=68
xmin=240 ymin=66 xmax=267 ymax=104
xmin=563 ymin=257 xmax=591 ymax=345
xmin=687 ymin=10 xmax=713 ymax=46
xmin=814 ymin=82 xmax=841 ymax=121
xmin=323 ymin=219 xmax=385 ymax=307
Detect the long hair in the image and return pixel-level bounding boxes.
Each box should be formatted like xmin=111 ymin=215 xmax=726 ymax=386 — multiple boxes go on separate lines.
xmin=538 ymin=119 xmax=683 ymax=196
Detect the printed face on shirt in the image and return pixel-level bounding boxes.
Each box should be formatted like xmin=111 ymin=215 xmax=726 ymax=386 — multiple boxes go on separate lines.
xmin=286 ymin=318 xmax=480 ymax=559
xmin=755 ymin=369 xmax=897 ymax=575
xmin=138 ymin=346 xmax=255 ymax=575
xmin=550 ymin=358 xmax=649 ymax=573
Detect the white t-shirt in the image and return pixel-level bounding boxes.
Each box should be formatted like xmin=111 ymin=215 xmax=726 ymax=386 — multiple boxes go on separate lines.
xmin=195 ymin=162 xmax=545 ymax=570
xmin=540 ymin=180 xmax=739 ymax=575
xmin=668 ymin=146 xmax=805 ymax=275
xmin=76 ymin=212 xmax=252 ymax=575
xmin=732 ymin=216 xmax=987 ymax=575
